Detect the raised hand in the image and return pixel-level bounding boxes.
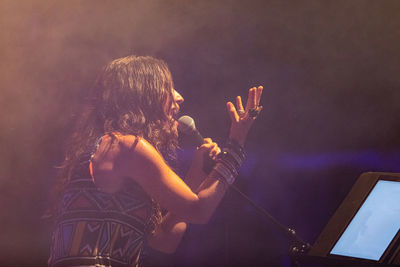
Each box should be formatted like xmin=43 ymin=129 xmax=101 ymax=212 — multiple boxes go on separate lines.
xmin=226 ymin=86 xmax=263 ymax=146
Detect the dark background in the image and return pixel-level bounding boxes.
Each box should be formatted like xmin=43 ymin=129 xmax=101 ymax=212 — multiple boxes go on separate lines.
xmin=2 ymin=0 xmax=400 ymax=266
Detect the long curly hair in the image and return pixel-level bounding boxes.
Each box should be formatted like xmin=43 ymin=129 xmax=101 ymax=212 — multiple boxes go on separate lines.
xmin=50 ymin=55 xmax=178 ymax=226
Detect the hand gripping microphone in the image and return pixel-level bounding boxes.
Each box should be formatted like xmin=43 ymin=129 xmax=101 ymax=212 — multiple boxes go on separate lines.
xmin=178 ymin=115 xmax=215 ymax=173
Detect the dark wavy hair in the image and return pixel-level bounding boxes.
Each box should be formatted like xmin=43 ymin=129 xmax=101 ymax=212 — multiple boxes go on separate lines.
xmin=50 ymin=55 xmax=177 ymax=225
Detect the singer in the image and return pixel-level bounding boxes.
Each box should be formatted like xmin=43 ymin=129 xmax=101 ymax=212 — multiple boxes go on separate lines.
xmin=48 ymin=55 xmax=263 ymax=267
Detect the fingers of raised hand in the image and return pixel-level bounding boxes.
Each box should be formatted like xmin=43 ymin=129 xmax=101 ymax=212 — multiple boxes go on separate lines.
xmin=256 ymin=86 xmax=263 ymax=106
xmin=227 ymin=86 xmax=263 ymax=123
xmin=246 ymin=86 xmax=263 ymax=119
xmin=236 ymin=96 xmax=245 ymax=114
xmin=246 ymin=86 xmax=262 ymax=110
xmin=248 ymin=86 xmax=263 ymax=111
xmin=227 ymin=101 xmax=239 ymax=123
xmin=245 ymin=87 xmax=255 ymax=111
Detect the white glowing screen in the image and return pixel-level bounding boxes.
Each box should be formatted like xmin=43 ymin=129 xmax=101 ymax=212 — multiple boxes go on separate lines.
xmin=330 ymin=180 xmax=400 ymax=261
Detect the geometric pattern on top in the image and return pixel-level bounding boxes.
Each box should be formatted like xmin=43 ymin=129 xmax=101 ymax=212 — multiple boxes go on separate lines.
xmin=48 ymin=148 xmax=154 ymax=267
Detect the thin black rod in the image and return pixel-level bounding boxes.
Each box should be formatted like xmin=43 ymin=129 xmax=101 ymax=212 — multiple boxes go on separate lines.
xmin=229 ymin=183 xmax=310 ymax=248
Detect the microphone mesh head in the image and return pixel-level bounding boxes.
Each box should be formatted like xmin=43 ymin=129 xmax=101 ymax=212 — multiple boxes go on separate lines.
xmin=178 ymin=115 xmax=196 ymax=133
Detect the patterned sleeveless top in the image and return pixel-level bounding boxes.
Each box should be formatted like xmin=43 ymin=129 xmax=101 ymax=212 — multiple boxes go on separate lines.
xmin=48 ymin=137 xmax=155 ymax=267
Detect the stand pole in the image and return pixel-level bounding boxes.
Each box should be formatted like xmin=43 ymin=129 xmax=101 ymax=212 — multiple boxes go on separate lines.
xmin=229 ymin=184 xmax=311 ymax=266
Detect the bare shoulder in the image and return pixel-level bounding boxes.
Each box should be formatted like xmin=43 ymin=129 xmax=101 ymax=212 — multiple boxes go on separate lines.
xmin=116 ymin=135 xmax=167 ymax=179
xmin=91 ymin=134 xmax=143 ymax=192
xmin=116 ymin=134 xmax=161 ymax=160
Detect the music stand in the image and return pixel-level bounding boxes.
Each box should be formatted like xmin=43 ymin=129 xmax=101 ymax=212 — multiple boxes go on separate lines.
xmin=294 ymin=172 xmax=400 ymax=266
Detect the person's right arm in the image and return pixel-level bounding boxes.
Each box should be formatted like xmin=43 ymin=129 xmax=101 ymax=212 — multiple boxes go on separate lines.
xmin=146 ymin=139 xmax=221 ymax=253
xmin=119 ymin=136 xmax=228 ymax=224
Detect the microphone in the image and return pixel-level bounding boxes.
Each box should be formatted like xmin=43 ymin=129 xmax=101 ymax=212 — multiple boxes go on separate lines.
xmin=178 ymin=115 xmax=215 ymax=173
xmin=178 ymin=115 xmax=205 ymax=146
